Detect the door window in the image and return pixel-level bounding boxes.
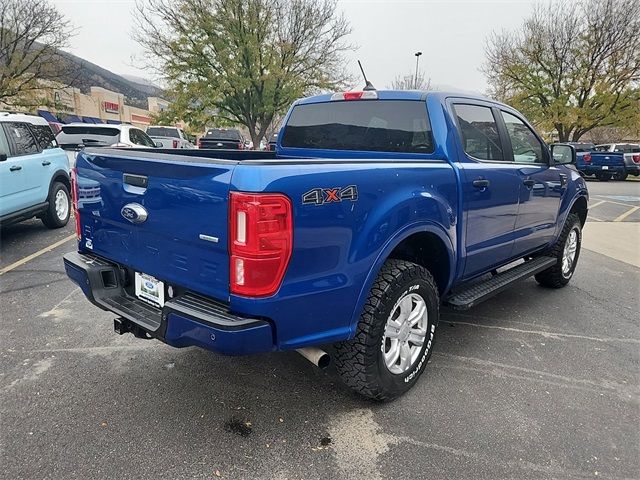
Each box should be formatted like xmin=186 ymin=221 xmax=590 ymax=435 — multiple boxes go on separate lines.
xmin=4 ymin=122 xmax=39 ymax=156
xmin=453 ymin=104 xmax=503 ymax=161
xmin=500 ymin=111 xmax=545 ymax=164
xmin=130 ymin=128 xmax=156 ymax=147
xmin=614 ymin=144 xmax=640 ymax=153
xmin=30 ymin=124 xmax=58 ymax=150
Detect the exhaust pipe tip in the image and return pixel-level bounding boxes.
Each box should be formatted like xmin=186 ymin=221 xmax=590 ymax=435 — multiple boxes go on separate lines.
xmin=296 ymin=347 xmax=330 ymax=369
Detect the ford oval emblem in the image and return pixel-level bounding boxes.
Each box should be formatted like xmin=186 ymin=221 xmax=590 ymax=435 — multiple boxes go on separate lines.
xmin=121 ymin=203 xmax=148 ymax=224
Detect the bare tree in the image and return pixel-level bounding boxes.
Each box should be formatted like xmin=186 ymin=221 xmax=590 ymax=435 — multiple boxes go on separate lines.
xmin=389 ymin=70 xmax=431 ymax=91
xmin=484 ymin=0 xmax=640 ymax=142
xmin=0 ymin=0 xmax=75 ymax=108
xmin=134 ymin=0 xmax=353 ymax=147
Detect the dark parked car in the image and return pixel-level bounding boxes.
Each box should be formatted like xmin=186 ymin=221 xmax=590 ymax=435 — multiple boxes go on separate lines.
xmin=197 ymin=128 xmax=245 ymax=149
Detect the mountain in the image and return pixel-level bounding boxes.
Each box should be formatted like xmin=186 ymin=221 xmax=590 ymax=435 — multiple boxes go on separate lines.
xmin=57 ymin=51 xmax=164 ymax=109
xmin=120 ymin=74 xmax=163 ymax=90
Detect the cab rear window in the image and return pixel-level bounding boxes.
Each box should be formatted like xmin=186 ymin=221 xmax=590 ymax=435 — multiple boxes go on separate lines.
xmin=204 ymin=129 xmax=242 ymax=140
xmin=147 ymin=127 xmax=179 ymax=138
xmin=281 ymin=100 xmax=434 ymax=154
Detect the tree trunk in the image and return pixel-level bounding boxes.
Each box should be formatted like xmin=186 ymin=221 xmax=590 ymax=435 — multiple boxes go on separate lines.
xmin=555 ymin=124 xmax=569 ymax=143
xmin=249 ymin=131 xmax=261 ymax=150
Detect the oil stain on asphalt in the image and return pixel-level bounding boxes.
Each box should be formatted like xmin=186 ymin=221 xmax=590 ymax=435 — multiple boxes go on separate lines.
xmin=224 ymin=417 xmax=252 ymax=437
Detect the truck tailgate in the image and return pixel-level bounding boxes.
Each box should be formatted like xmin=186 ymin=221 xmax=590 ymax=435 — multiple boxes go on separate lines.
xmin=75 ymin=149 xmax=235 ymax=301
xmin=590 ymin=152 xmax=625 ymax=167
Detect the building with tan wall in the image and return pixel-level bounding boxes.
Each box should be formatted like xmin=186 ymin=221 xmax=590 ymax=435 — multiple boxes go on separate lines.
xmin=34 ymin=83 xmax=162 ymax=129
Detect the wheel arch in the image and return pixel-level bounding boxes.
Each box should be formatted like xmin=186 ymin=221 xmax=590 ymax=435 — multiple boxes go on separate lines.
xmin=50 ymin=169 xmax=71 ymax=193
xmin=348 ymin=222 xmax=455 ymax=336
xmin=569 ymin=195 xmax=588 ymax=227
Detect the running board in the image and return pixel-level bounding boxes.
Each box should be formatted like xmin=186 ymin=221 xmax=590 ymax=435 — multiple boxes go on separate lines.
xmin=444 ymin=256 xmax=557 ymax=310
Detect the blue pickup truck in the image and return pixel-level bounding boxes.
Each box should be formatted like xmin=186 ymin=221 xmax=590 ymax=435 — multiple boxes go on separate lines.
xmin=565 ymin=142 xmax=626 ymax=181
xmin=63 ymin=90 xmax=588 ymax=400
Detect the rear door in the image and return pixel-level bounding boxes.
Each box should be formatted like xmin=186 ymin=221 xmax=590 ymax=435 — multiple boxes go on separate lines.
xmin=76 ymin=150 xmax=236 ymax=301
xmin=498 ymin=110 xmax=563 ymax=256
xmin=452 ymin=102 xmax=523 ymax=279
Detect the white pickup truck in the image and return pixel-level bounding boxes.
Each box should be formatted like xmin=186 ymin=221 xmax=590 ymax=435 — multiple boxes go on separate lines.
xmin=146 ymin=126 xmax=195 ymax=149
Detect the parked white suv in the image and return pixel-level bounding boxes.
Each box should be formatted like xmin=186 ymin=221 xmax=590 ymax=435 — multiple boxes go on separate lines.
xmin=56 ymin=124 xmax=159 ymax=167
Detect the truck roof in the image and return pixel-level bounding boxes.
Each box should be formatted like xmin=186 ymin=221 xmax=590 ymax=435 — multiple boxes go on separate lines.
xmin=296 ymin=89 xmax=494 ymax=106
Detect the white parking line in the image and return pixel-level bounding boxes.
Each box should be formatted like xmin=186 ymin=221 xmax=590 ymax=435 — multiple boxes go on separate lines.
xmin=591 ymin=196 xmax=639 ymax=207
xmin=613 ymin=206 xmax=640 ymax=223
xmin=0 ymin=234 xmax=76 ymax=276
xmin=589 ymin=200 xmax=607 ymax=209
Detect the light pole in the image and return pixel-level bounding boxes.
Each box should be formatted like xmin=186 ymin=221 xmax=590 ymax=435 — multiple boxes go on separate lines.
xmin=414 ymin=51 xmax=422 ymax=89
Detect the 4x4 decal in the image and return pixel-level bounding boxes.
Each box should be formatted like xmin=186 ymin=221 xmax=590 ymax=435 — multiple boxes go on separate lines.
xmin=302 ymin=185 xmax=358 ymax=205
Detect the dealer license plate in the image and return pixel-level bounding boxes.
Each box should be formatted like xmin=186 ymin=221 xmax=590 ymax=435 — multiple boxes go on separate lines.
xmin=135 ymin=272 xmax=165 ymax=308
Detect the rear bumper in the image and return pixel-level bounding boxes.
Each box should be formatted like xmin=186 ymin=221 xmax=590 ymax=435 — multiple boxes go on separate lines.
xmin=63 ymin=251 xmax=274 ymax=355
xmin=625 ymin=165 xmax=640 ymax=175
xmin=581 ymin=165 xmax=625 ymax=175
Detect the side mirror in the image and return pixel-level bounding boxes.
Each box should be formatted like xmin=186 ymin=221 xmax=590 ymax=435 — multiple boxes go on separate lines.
xmin=155 ymin=141 xmax=163 ymax=148
xmin=550 ymin=144 xmax=576 ymax=165
xmin=0 ymin=153 xmax=7 ymax=162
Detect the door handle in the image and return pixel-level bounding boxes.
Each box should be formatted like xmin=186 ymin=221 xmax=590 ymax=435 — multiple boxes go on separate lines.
xmin=522 ymin=178 xmax=536 ymax=187
xmin=42 ymin=160 xmax=51 ymax=166
xmin=472 ymin=179 xmax=490 ymax=189
xmin=9 ymin=165 xmax=22 ymax=172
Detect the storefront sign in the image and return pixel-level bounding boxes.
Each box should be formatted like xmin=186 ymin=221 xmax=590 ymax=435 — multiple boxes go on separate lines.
xmin=103 ymin=101 xmax=119 ymax=113
xmin=131 ymin=113 xmax=150 ymax=124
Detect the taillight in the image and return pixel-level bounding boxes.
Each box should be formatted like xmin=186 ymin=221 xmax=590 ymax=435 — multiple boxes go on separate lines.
xmin=172 ymin=139 xmax=179 ymax=148
xmin=583 ymin=153 xmax=592 ymax=164
xmin=633 ymin=154 xmax=640 ymax=164
xmin=71 ymin=167 xmax=81 ymax=240
xmin=229 ymin=192 xmax=293 ymax=297
xmin=197 ymin=138 xmax=202 ymax=148
xmin=238 ymin=141 xmax=244 ymax=150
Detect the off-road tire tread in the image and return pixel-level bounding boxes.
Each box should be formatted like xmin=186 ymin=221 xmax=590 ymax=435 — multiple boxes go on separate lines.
xmin=534 ymin=213 xmax=581 ymax=288
xmin=333 ymin=259 xmax=438 ymax=401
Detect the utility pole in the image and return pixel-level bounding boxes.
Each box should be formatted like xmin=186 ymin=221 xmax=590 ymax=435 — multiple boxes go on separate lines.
xmin=414 ymin=51 xmax=423 ymax=89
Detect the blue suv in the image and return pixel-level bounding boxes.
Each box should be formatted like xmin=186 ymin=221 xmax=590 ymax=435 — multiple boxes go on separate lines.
xmin=0 ymin=113 xmax=71 ymax=229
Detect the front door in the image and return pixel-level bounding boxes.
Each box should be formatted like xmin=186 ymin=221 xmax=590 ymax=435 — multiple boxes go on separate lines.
xmin=498 ymin=110 xmax=564 ymax=256
xmin=452 ymin=102 xmax=523 ymax=279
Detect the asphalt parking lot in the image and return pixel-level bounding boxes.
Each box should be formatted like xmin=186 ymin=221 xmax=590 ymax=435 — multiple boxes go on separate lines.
xmin=1 ymin=180 xmax=639 ymax=480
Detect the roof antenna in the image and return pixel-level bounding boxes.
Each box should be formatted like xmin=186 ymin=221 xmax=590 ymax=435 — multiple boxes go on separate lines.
xmin=358 ymin=60 xmax=376 ymax=91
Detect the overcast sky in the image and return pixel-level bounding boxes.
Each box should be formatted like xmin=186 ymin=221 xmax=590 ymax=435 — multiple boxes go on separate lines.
xmin=51 ymin=0 xmax=543 ymax=94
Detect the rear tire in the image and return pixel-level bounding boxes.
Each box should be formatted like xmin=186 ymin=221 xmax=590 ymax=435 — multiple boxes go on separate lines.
xmin=41 ymin=182 xmax=71 ymax=229
xmin=614 ymin=172 xmax=628 ymax=181
xmin=535 ymin=213 xmax=582 ymax=288
xmin=596 ymin=172 xmax=611 ymax=182
xmin=333 ymin=259 xmax=439 ymax=401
